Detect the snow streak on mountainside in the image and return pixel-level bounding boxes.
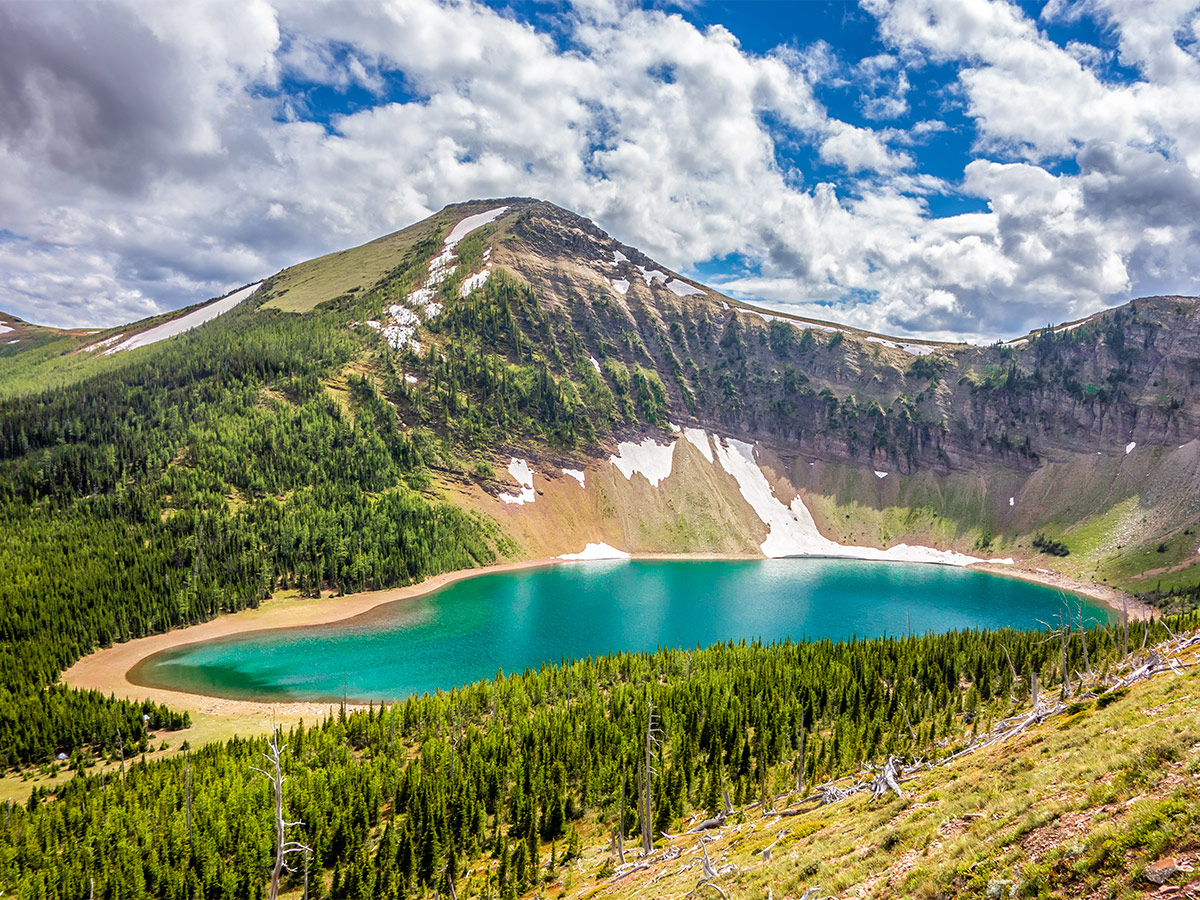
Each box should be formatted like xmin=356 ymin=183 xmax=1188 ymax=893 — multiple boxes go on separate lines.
xmin=371 ymin=206 xmax=507 ymax=351
xmin=85 ymin=283 xmax=262 ymax=355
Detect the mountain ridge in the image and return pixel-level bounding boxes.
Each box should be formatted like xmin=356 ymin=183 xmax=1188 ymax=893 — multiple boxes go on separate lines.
xmin=3 ymin=198 xmax=1199 ymax=595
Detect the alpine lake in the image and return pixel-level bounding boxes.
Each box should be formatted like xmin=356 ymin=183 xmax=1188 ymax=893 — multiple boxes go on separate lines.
xmin=130 ymin=558 xmax=1114 ymax=703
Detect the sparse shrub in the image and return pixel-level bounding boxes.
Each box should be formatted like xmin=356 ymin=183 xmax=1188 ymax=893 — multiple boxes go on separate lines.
xmin=1032 ymin=533 xmax=1070 ymax=556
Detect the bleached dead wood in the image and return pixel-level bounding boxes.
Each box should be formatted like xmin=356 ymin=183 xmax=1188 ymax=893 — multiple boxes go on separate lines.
xmin=684 ymin=840 xmax=729 ymax=900
xmin=611 ymin=860 xmax=650 ymax=881
xmin=870 ymin=756 xmax=904 ymax=801
xmin=250 ymin=730 xmax=312 ymax=900
xmin=687 ymin=812 xmax=727 ymax=833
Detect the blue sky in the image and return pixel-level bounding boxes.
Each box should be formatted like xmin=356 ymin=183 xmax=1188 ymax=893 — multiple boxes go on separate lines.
xmin=2 ymin=0 xmax=1199 ymax=340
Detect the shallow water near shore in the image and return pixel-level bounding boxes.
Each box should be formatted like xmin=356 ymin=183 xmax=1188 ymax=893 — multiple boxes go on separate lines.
xmin=131 ymin=559 xmax=1114 ymax=703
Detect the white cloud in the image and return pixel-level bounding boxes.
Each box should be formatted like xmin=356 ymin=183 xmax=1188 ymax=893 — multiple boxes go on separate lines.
xmin=0 ymin=0 xmax=1197 ymax=340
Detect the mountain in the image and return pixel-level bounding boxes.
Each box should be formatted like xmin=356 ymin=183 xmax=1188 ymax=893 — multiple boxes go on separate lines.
xmin=267 ymin=197 xmax=1200 ymax=594
xmin=5 ymin=198 xmax=1200 ymax=596
xmin=2 ymin=198 xmax=1199 ymax=897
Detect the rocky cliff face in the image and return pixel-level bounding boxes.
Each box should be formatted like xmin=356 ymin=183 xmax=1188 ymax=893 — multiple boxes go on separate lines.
xmin=495 ymin=201 xmax=1200 ymax=473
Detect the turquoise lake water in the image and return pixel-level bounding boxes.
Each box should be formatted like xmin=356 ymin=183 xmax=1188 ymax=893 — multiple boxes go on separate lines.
xmin=130 ymin=559 xmax=1114 ymax=703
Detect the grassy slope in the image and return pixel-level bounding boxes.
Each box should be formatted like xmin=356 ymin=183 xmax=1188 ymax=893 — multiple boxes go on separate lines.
xmin=259 ymin=199 xmax=535 ymax=313
xmin=541 ymin=653 xmax=1200 ymax=900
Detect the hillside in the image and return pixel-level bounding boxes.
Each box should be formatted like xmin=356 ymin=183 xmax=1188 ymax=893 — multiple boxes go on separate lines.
xmin=2 ymin=613 xmax=1197 ymax=898
xmin=252 ymin=198 xmax=1200 ymax=594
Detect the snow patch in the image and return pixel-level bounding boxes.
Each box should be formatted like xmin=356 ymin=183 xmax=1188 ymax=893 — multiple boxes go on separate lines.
xmin=588 ymin=355 xmax=601 ymax=374
xmin=499 ymin=458 xmax=536 ymax=506
xmin=0 ymin=323 xmax=11 ymax=335
xmin=562 ymin=468 xmax=586 ymax=487
xmin=1009 ymin=497 xmax=1015 ymax=507
xmin=609 ymin=438 xmax=676 ymax=487
xmin=445 ymin=206 xmax=509 ymax=246
xmin=865 ymin=336 xmax=939 ymax=356
xmin=665 ymin=279 xmax=705 ymax=298
xmin=612 ymin=278 xmax=630 ymax=295
xmin=636 ymin=265 xmax=668 ymax=287
xmin=460 ymin=269 xmax=491 ymax=297
xmin=1125 ymin=441 xmax=1136 ymax=454
xmin=710 ymin=435 xmax=986 ymax=565
xmin=610 ymin=249 xmax=629 ymax=266
xmin=668 ymin=422 xmax=681 ymax=433
xmin=5 ymin=339 xmax=17 ymax=344
xmin=558 ymin=542 xmax=631 ymax=561
xmin=404 ymin=374 xmax=418 ymax=384
xmin=103 ymin=283 xmax=260 ymax=355
xmin=381 ymin=306 xmax=420 ymax=351
xmin=683 ymin=427 xmax=714 ymax=463
xmin=874 ymin=470 xmax=888 ymax=479
xmin=83 ymin=333 xmax=125 ymax=353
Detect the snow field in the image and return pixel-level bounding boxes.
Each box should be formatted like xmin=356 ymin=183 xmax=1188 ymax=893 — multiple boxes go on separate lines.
xmin=558 ymin=543 xmax=631 ymax=561
xmin=609 ymin=438 xmax=676 ymax=487
xmin=101 ymin=283 xmax=261 ymax=355
xmin=683 ymin=427 xmax=714 ymax=463
xmin=664 ymin=279 xmax=705 ymax=298
xmin=499 ymin=457 xmax=536 ymax=506
xmin=697 ymin=430 xmax=1000 ymax=566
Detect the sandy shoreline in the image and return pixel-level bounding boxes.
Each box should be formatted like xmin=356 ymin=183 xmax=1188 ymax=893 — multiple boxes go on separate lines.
xmin=62 ymin=557 xmax=560 ymax=745
xmin=61 ymin=553 xmax=1149 ymax=745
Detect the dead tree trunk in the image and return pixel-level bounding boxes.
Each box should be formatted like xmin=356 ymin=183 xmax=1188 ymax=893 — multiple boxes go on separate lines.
xmin=1031 ymin=671 xmax=1038 ymax=708
xmin=796 ymin=725 xmax=806 ymax=795
xmin=1077 ymin=606 xmax=1092 ymax=676
xmin=641 ymin=700 xmax=660 ymax=855
xmin=251 ymin=730 xmax=312 ymax=900
xmin=184 ymin=758 xmax=193 ymax=844
xmin=900 ymin=702 xmax=916 ymax=742
xmin=870 ymin=756 xmax=904 ymax=801
xmin=1060 ymin=623 xmax=1071 ymax=699
xmin=617 ymin=769 xmax=626 ymax=864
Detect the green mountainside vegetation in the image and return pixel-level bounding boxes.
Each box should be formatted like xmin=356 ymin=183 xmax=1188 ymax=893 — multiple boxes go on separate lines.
xmin=0 ymin=302 xmax=506 ymax=766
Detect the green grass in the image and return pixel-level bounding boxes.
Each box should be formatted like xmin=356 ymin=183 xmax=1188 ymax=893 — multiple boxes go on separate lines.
xmin=550 ymin=645 xmax=1200 ymax=900
xmin=260 ymin=200 xmax=522 ymax=313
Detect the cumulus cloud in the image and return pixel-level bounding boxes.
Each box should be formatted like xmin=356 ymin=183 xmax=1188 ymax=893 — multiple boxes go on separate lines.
xmin=0 ymin=0 xmax=1197 ymax=340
